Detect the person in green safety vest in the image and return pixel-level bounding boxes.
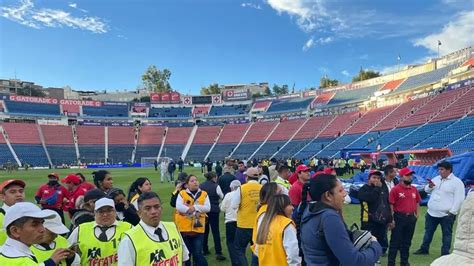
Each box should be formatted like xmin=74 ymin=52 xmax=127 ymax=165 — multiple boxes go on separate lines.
xmin=31 ymin=210 xmax=80 ymax=265
xmin=0 ymin=202 xmax=72 ymax=266
xmin=118 ymin=191 xmax=190 ymax=266
xmin=0 ymin=179 xmax=26 ymax=246
xmin=274 ymin=164 xmax=291 ymax=195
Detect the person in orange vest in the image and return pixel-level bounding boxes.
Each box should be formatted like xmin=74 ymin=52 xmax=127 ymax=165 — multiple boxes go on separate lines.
xmin=255 ymin=194 xmax=301 ymax=265
xmin=231 ymin=167 xmax=263 ymax=266
xmin=175 ymin=174 xmax=210 ymax=266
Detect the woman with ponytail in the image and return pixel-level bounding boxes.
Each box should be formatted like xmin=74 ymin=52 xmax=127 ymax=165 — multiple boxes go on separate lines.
xmin=127 ymin=177 xmax=152 ymax=209
xmin=255 ymin=194 xmax=301 ymax=265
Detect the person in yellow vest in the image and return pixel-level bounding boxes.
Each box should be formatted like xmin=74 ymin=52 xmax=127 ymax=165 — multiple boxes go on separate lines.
xmin=0 ymin=202 xmax=72 ymax=266
xmin=127 ymin=177 xmax=152 ymax=210
xmin=274 ymin=164 xmax=291 ymax=195
xmin=255 ymin=194 xmax=301 ymax=265
xmin=118 ymin=191 xmax=189 ymax=266
xmin=0 ymin=179 xmax=26 ymax=246
xmin=175 ymin=175 xmax=210 ymax=266
xmin=31 ymin=210 xmax=80 ymax=265
xmin=231 ymin=167 xmax=263 ymax=266
xmin=67 ymin=198 xmax=132 ymax=266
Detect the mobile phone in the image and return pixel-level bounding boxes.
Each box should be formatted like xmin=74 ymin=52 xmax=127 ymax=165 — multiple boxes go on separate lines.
xmin=427 ymin=178 xmax=435 ymax=185
xmin=68 ymin=243 xmax=79 ymax=251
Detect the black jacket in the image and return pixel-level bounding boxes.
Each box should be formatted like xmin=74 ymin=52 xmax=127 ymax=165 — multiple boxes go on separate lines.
xmin=358 ymin=183 xmax=392 ymax=224
xmin=218 ymin=172 xmax=236 ymax=195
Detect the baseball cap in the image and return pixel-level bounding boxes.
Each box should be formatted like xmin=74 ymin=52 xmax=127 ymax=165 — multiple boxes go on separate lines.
xmin=47 ymin=173 xmax=59 ymax=179
xmin=84 ymin=189 xmax=106 ymax=202
xmin=399 ymin=167 xmax=415 ymax=177
xmin=42 ymin=210 xmax=69 ymax=235
xmin=245 ymin=167 xmax=260 ymax=178
xmin=3 ymin=202 xmax=55 ymax=229
xmin=0 ymin=179 xmax=26 ymax=192
xmin=94 ymin=198 xmax=115 ymax=211
xmin=323 ymin=168 xmax=335 ymax=174
xmin=369 ymin=170 xmax=383 ymax=177
xmin=61 ymin=174 xmax=81 ymax=185
xmin=296 ymin=165 xmax=310 ymax=174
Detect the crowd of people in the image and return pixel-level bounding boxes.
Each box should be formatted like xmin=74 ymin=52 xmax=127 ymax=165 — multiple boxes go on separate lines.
xmin=0 ymin=157 xmax=472 ymax=266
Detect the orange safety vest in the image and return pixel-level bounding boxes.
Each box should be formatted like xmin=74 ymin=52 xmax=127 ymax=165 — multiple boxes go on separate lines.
xmin=251 ymin=204 xmax=268 ymax=253
xmin=257 ymin=215 xmax=295 ymax=266
xmin=174 ymin=190 xmax=208 ymax=234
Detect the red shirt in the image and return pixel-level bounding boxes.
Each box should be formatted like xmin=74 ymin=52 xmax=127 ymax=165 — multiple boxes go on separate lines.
xmin=289 ymin=173 xmax=298 ymax=185
xmin=64 ymin=186 xmax=86 ymax=212
xmin=35 ymin=184 xmax=68 ymax=209
xmin=80 ymin=181 xmax=95 ymax=192
xmin=389 ymin=184 xmax=421 ymax=214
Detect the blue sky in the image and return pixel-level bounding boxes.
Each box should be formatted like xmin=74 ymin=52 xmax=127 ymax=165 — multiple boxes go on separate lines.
xmin=0 ymin=0 xmax=473 ymax=94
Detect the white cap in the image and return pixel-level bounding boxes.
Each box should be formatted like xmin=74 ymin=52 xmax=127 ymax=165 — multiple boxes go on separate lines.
xmin=42 ymin=210 xmax=69 ymax=235
xmin=3 ymin=202 xmax=55 ymax=230
xmin=94 ymin=198 xmax=115 ymax=211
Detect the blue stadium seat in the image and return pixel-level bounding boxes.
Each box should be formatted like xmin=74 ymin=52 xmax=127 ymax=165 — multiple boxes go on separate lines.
xmin=135 ymin=145 xmax=160 ymax=162
xmin=209 ymin=105 xmax=249 ymax=116
xmin=149 ymin=107 xmax=192 ymax=118
xmin=108 ymin=145 xmax=133 ymax=163
xmin=232 ymin=142 xmax=261 ymax=159
xmin=0 ymin=144 xmax=16 ymax=165
xmin=186 ymin=144 xmax=213 ymax=161
xmin=207 ymin=143 xmax=237 ymax=162
xmin=327 ymin=85 xmax=380 ymax=106
xmin=79 ymin=145 xmax=105 ymax=164
xmin=83 ymin=104 xmax=128 ymax=117
xmin=13 ymin=144 xmax=49 ymax=166
xmin=395 ymin=65 xmax=457 ymax=93
xmin=252 ymin=140 xmax=288 ymax=159
xmin=47 ymin=145 xmax=77 ymax=165
xmin=266 ymin=98 xmax=313 ymax=113
xmin=5 ymin=100 xmax=60 ymax=116
xmin=161 ymin=144 xmax=185 ymax=161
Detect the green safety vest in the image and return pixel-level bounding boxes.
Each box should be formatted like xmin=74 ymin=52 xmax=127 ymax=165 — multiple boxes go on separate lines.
xmin=124 ymin=222 xmax=183 ymax=266
xmin=0 ymin=253 xmax=38 ymax=266
xmin=0 ymin=211 xmax=6 ymax=246
xmin=77 ymin=221 xmax=132 ymax=266
xmin=31 ymin=235 xmax=69 ymax=266
xmin=274 ymin=178 xmax=291 ymax=190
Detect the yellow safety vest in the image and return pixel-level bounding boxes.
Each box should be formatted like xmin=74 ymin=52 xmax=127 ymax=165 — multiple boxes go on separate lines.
xmin=0 ymin=254 xmax=37 ymax=266
xmin=257 ymin=215 xmax=295 ymax=266
xmin=174 ymin=190 xmax=208 ymax=234
xmin=237 ymin=182 xmax=262 ymax=229
xmin=31 ymin=235 xmax=69 ymax=266
xmin=274 ymin=178 xmax=291 ymax=190
xmin=77 ymin=221 xmax=132 ymax=266
xmin=124 ymin=222 xmax=183 ymax=266
xmin=0 ymin=212 xmax=6 ymax=246
xmin=251 ymin=204 xmax=268 ymax=253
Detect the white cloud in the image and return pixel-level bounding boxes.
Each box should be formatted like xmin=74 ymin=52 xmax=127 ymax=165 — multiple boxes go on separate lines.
xmin=1 ymin=0 xmax=107 ymax=33
xmin=316 ymin=36 xmax=332 ymax=44
xmin=68 ymin=3 xmax=77 ymax=9
xmin=302 ymin=37 xmax=315 ymax=51
xmin=413 ymin=11 xmax=474 ymax=56
xmin=241 ymin=3 xmax=262 ymax=10
xmin=341 ymin=70 xmax=350 ymax=77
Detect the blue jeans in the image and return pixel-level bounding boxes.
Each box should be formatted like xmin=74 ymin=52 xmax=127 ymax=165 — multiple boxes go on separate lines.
xmin=182 ymin=233 xmax=208 ymax=266
xmin=419 ymin=213 xmax=455 ymax=255
xmin=234 ymin=227 xmax=253 ymax=266
xmin=226 ymin=222 xmax=239 ymax=266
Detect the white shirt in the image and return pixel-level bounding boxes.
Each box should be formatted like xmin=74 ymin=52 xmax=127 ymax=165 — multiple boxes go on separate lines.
xmin=68 ymin=221 xmax=119 ymax=244
xmin=32 ymin=241 xmax=81 ymax=266
xmin=0 ymin=238 xmax=48 ymax=265
xmin=117 ymin=220 xmax=189 ymax=266
xmin=275 ymin=176 xmax=290 ymax=195
xmin=220 ymin=190 xmax=238 ymax=223
xmin=176 ymin=189 xmax=211 ymax=214
xmin=231 ymin=180 xmax=259 ymax=210
xmin=254 ymin=214 xmax=301 ymax=265
xmin=1 ymin=203 xmax=12 ymax=212
xmin=385 ymin=179 xmax=395 ymax=193
xmin=216 ymin=185 xmax=224 ymax=200
xmin=425 ymin=173 xmax=465 ymax=217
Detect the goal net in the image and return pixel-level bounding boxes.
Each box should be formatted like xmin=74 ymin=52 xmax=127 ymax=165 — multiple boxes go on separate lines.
xmin=141 ymin=157 xmax=171 ymax=168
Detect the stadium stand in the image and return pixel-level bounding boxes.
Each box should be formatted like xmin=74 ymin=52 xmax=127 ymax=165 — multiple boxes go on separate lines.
xmin=186 ymin=125 xmax=221 ymax=161
xmin=416 ymin=115 xmax=474 ymax=150
xmin=82 ymin=103 xmax=128 ymax=117
xmin=0 ymin=128 xmax=17 ymax=164
xmin=192 ymin=106 xmax=210 ymax=117
xmin=380 ymin=79 xmax=405 ymax=91
xmin=266 ymin=97 xmax=313 ymax=113
xmin=2 ymin=122 xmax=49 ymax=166
xmin=108 ymin=126 xmax=135 ymax=163
xmin=371 ymin=97 xmax=430 ymax=131
xmin=135 ymin=126 xmax=166 ymax=161
xmin=395 ymin=64 xmax=458 ymax=92
xmin=232 ymin=121 xmax=278 ymax=159
xmin=208 ymin=104 xmax=249 ymax=116
xmin=312 ymin=92 xmax=335 ymax=105
xmin=149 ymin=107 xmax=192 ymax=118
xmin=40 ymin=125 xmax=77 ymax=165
xmin=207 ymin=123 xmax=251 ymax=161
xmin=251 ymin=101 xmax=271 ymax=113
xmin=431 ymin=87 xmax=474 ymax=122
xmin=346 ymin=105 xmax=397 ymax=134
xmin=327 ymin=84 xmax=380 ymax=105
xmin=161 ymin=126 xmax=193 ymax=160
xmin=4 ymin=100 xmax=60 ymax=116
xmin=76 ymin=125 xmax=105 ymax=164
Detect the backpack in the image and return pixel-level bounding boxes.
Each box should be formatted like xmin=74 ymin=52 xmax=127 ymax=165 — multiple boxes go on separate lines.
xmin=348 ymin=223 xmax=373 ymax=251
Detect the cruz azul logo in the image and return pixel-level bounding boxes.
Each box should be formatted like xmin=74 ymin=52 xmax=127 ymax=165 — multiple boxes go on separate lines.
xmin=149 ymin=249 xmax=179 ymax=266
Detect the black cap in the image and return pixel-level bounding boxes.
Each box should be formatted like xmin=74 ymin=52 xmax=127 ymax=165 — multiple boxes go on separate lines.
xmin=84 ymin=189 xmax=106 ymax=202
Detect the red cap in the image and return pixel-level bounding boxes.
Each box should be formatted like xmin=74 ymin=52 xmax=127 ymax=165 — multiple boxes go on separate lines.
xmin=61 ymin=174 xmax=81 ymax=185
xmin=399 ymin=167 xmax=415 ymax=177
xmin=0 ymin=179 xmax=26 ymax=192
xmin=296 ymin=164 xmax=310 ymax=174
xmin=312 ymin=171 xmax=325 ymax=178
xmin=323 ymin=168 xmax=335 ymax=174
xmin=48 ymin=173 xmax=59 ymax=178
xmin=369 ymin=170 xmax=383 ymax=177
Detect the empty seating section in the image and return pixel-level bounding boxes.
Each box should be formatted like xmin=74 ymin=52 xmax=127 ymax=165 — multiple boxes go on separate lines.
xmin=252 ymin=141 xmax=288 ymax=159
xmin=398 ymin=89 xmax=464 ymax=128
xmin=295 ymin=138 xmax=334 ymax=159
xmin=14 ymin=145 xmax=49 ymax=166
xmin=313 ymin=93 xmax=335 ymax=105
xmin=185 ymin=126 xmax=221 ymax=161
xmin=161 ymin=127 xmax=193 ymax=160
xmin=2 ymin=123 xmax=48 ymax=166
xmin=318 ymin=134 xmax=363 ymax=157
xmin=347 ymin=106 xmax=397 ymax=134
xmin=5 ymin=100 xmax=60 ymax=116
xmin=193 ymin=106 xmax=210 ymax=116
xmin=252 ymin=119 xmax=305 ymax=158
xmin=366 ymin=127 xmax=416 ymax=150
xmin=391 ymin=120 xmax=453 ymax=151
xmin=274 ymin=139 xmax=308 ymax=159
xmin=417 ymin=116 xmax=474 ymax=149
xmin=209 ymin=105 xmax=249 ymax=116
xmin=396 ymin=65 xmax=457 ymax=92
xmin=232 ymin=142 xmax=261 ymax=159
xmin=381 ymin=79 xmax=405 ymax=91
xmin=266 ymin=98 xmax=313 ymax=113
xmin=319 ymin=112 xmax=360 ymax=138
xmin=448 ymin=132 xmax=474 ymax=154
xmin=207 ymin=144 xmax=236 ymax=162
xmin=461 ymin=57 xmax=474 ymax=67
xmin=41 ymin=125 xmax=76 ymax=165
xmin=0 ymin=133 xmax=16 ymax=164
xmin=149 ymin=107 xmax=192 ymax=118
xmin=372 ymin=97 xmax=428 ymax=131
xmin=61 ymin=104 xmax=80 ymax=115
xmin=207 ymin=124 xmax=250 ymax=161
xmin=293 ymin=116 xmax=334 ymax=140
xmin=431 ymin=87 xmax=474 ymax=122
xmin=251 ymin=101 xmax=271 ymax=112
xmin=82 ymin=104 xmax=128 ymax=117
xmin=77 ymin=126 xmax=105 ymax=163
xmin=242 ymin=121 xmax=278 ymax=142
xmin=327 ymin=85 xmax=380 ymax=105
xmin=347 ymin=132 xmax=380 ymax=148
xmin=134 ymin=126 xmax=165 ymax=161
xmin=108 ymin=127 xmax=135 ymax=163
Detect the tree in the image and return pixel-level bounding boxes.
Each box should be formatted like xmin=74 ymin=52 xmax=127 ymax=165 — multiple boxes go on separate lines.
xmin=139 ymin=95 xmax=150 ymax=102
xmin=141 ymin=65 xmax=172 ymax=92
xmin=17 ymin=85 xmax=46 ymax=97
xmin=200 ymin=83 xmax=220 ymax=95
xmin=319 ymin=76 xmax=339 ymax=88
xmin=352 ymin=69 xmax=381 ymax=82
xmin=263 ymin=87 xmax=272 ymax=96
xmin=272 ymin=84 xmax=289 ymax=95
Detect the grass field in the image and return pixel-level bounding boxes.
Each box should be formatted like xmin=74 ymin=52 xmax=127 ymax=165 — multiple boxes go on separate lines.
xmin=0 ymin=167 xmax=448 ymax=266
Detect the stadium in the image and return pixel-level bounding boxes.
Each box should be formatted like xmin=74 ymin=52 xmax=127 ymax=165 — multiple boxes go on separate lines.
xmin=1 ymin=1 xmax=474 ymax=266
